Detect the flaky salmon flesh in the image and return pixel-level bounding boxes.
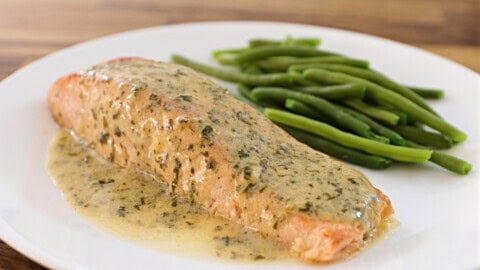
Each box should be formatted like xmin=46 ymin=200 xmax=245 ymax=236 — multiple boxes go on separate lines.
xmin=48 ymin=57 xmax=393 ymax=262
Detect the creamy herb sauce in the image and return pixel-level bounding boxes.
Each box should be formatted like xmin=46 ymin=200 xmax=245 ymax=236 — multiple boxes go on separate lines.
xmin=48 ymin=129 xmax=290 ymax=262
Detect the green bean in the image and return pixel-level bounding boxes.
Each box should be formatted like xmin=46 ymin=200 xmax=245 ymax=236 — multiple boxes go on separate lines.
xmin=280 ymin=125 xmax=392 ymax=169
xmin=284 ymin=99 xmax=390 ymax=144
xmin=379 ymin=106 xmax=410 ymax=125
xmin=393 ymin=125 xmax=454 ymax=149
xmin=335 ymin=104 xmax=406 ymax=146
xmin=295 ymin=84 xmax=366 ymax=100
xmin=343 ymin=99 xmax=400 ymax=125
xmin=172 ymin=54 xmax=296 ymax=86
xmin=406 ymin=141 xmax=471 ymax=175
xmin=284 ymin=98 xmax=331 ymax=123
xmin=407 ymin=86 xmax=444 ymax=99
xmin=212 ymin=48 xmax=248 ymax=65
xmin=288 ymin=71 xmax=318 ymax=86
xmin=257 ymin=56 xmax=369 ymax=71
xmin=234 ymin=45 xmax=338 ymax=64
xmin=251 ymin=87 xmax=373 ymax=137
xmin=264 ymin=108 xmax=432 ymax=162
xmin=212 ymin=47 xmax=248 ymax=57
xmin=241 ymin=64 xmax=264 ymax=74
xmin=249 ymin=37 xmax=320 ymax=48
xmin=295 ymin=64 xmax=438 ymax=115
xmin=303 ymin=69 xmax=467 ymax=142
xmin=213 ymin=53 xmax=237 ymax=65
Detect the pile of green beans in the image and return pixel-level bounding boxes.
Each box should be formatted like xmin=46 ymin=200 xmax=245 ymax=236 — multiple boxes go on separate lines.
xmin=171 ymin=36 xmax=471 ymax=175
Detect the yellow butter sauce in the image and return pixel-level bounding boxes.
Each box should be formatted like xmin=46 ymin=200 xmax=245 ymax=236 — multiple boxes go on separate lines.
xmin=47 ymin=129 xmax=290 ymax=262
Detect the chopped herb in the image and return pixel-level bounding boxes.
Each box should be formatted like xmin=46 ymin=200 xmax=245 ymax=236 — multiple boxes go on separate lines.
xmin=149 ymin=93 xmax=159 ymax=101
xmin=207 ymin=158 xmax=217 ymax=170
xmin=272 ymin=220 xmax=279 ymax=229
xmin=299 ymin=201 xmax=312 ymax=212
xmin=253 ymin=255 xmax=265 ymax=261
xmin=347 ymin=177 xmax=359 ymax=185
xmin=259 ymin=158 xmax=269 ymax=169
xmin=234 ymin=110 xmax=252 ymax=125
xmin=90 ymin=109 xmax=97 ymax=120
xmin=99 ymin=130 xmax=110 ymax=144
xmin=243 ymin=166 xmax=253 ymax=181
xmin=201 ymin=125 xmax=214 ymax=145
xmin=220 ymin=236 xmax=230 ymax=246
xmin=238 ymin=149 xmax=249 ymax=159
xmin=243 ymin=182 xmax=256 ymax=193
xmin=98 ymin=178 xmax=115 ymax=184
xmin=117 ymin=206 xmax=126 ymax=217
xmin=171 ymin=158 xmax=181 ymax=193
xmin=114 ymin=126 xmax=122 ymax=137
xmin=176 ymin=95 xmax=193 ymax=102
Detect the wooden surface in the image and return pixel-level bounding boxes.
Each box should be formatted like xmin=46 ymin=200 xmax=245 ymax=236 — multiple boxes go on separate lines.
xmin=0 ymin=0 xmax=478 ymax=268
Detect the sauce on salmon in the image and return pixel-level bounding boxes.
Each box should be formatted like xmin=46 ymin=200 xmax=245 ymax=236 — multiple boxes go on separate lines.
xmin=48 ymin=129 xmax=290 ymax=262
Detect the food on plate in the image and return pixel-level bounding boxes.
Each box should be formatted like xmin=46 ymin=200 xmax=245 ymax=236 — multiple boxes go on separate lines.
xmin=48 ymin=57 xmax=393 ymax=262
xmin=170 ymin=36 xmax=471 ymax=175
xmin=48 ymin=129 xmax=291 ymax=261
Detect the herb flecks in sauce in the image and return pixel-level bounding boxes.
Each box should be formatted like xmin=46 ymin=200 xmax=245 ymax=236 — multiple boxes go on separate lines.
xmin=47 ymin=130 xmax=289 ymax=263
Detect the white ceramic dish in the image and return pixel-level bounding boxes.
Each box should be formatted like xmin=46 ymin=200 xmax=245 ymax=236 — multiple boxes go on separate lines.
xmin=0 ymin=21 xmax=478 ymax=269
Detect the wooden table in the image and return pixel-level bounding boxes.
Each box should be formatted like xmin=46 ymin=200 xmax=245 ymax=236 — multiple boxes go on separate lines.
xmin=0 ymin=0 xmax=478 ymax=268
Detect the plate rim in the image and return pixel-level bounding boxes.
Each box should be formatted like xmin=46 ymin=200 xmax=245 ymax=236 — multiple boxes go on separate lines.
xmin=0 ymin=20 xmax=478 ymax=269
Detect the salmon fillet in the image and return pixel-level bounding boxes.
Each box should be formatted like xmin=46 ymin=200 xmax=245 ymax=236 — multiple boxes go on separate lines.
xmin=48 ymin=57 xmax=393 ymax=262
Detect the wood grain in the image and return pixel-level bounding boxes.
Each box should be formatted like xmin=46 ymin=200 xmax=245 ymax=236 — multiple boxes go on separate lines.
xmin=0 ymin=0 xmax=478 ymax=268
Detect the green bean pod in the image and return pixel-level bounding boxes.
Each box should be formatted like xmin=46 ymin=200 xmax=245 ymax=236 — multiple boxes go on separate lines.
xmin=406 ymin=141 xmax=471 ymax=175
xmin=241 ymin=64 xmax=264 ymax=74
xmin=407 ymin=86 xmax=445 ymax=99
xmin=284 ymin=98 xmax=331 ymax=123
xmin=281 ymin=125 xmax=393 ymax=169
xmin=303 ymin=69 xmax=467 ymax=142
xmin=393 ymin=125 xmax=454 ymax=149
xmin=251 ymin=87 xmax=374 ymax=137
xmin=294 ymin=64 xmax=438 ymax=115
xmin=343 ymin=99 xmax=400 ymax=125
xmin=264 ymin=108 xmax=432 ymax=162
xmin=249 ymin=37 xmax=321 ymax=48
xmin=295 ymin=83 xmax=366 ymax=100
xmin=335 ymin=104 xmax=406 ymax=146
xmin=172 ymin=54 xmax=296 ymax=86
xmin=285 ymin=99 xmax=389 ymax=144
xmin=257 ymin=56 xmax=369 ymax=71
xmin=212 ymin=48 xmax=248 ymax=65
xmin=234 ymin=45 xmax=338 ymax=64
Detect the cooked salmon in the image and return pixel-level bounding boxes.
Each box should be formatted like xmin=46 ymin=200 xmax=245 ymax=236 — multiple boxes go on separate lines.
xmin=47 ymin=57 xmax=393 ymax=262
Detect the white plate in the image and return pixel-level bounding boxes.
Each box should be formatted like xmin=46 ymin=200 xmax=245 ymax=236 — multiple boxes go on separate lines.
xmin=0 ymin=21 xmax=478 ymax=270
